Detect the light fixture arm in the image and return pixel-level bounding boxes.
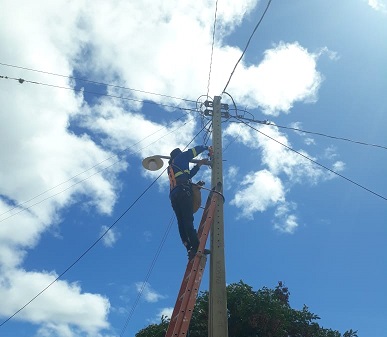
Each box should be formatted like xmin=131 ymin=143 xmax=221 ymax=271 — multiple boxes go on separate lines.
xmin=142 ymin=155 xmax=211 ymax=171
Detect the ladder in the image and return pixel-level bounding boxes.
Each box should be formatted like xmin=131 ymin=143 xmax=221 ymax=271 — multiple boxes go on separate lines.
xmin=165 ymin=184 xmax=222 ymax=337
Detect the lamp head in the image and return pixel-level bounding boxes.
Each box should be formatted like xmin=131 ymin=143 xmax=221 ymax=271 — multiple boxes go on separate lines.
xmin=142 ymin=156 xmax=164 ymax=171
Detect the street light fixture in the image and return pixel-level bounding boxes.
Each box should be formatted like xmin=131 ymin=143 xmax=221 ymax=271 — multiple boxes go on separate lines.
xmin=142 ymin=155 xmax=210 ymax=171
xmin=142 ymin=155 xmax=167 ymax=171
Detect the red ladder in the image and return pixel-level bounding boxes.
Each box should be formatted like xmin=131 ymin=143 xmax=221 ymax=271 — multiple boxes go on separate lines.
xmin=165 ymin=185 xmax=222 ymax=337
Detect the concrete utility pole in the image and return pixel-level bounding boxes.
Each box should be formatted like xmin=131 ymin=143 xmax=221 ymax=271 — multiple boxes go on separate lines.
xmin=142 ymin=96 xmax=229 ymax=337
xmin=208 ymin=96 xmax=228 ymax=337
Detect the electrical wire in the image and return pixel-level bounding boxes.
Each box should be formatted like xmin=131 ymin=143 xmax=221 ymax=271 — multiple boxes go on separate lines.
xmin=0 ymin=117 xmax=212 ymax=328
xmin=233 ymin=116 xmax=387 ymax=202
xmin=222 ymin=0 xmax=273 ymax=93
xmin=118 ymin=121 xmax=212 ymax=336
xmin=0 ymin=62 xmax=197 ymax=104
xmin=0 ymin=115 xmax=198 ymax=223
xmin=0 ymin=75 xmax=198 ymax=113
xmin=206 ymin=0 xmax=219 ymax=100
xmin=119 ymin=214 xmax=174 ymax=337
xmin=203 ymin=123 xmax=213 ymax=146
xmin=230 ymin=114 xmax=387 ymax=151
xmin=196 ymin=94 xmax=213 ymax=144
xmin=274 ymin=123 xmax=387 ymax=151
xmin=0 ymin=114 xmax=190 ymax=219
xmin=0 ymin=169 xmax=166 ymax=328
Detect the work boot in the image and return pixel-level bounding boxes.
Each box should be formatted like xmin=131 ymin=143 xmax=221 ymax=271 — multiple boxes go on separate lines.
xmin=188 ymin=249 xmax=195 ymax=261
xmin=188 ymin=247 xmax=198 ymax=261
xmin=203 ymin=249 xmax=211 ymax=255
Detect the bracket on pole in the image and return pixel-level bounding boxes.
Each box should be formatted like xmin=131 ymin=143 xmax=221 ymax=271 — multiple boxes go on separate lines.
xmin=203 ymin=100 xmax=230 ymax=118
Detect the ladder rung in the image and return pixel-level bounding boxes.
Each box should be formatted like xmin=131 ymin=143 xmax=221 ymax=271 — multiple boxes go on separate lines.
xmin=165 ymin=188 xmax=221 ymax=337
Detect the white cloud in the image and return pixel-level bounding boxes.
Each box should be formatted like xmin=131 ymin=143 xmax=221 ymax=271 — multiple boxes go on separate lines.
xmin=152 ymin=307 xmax=174 ymax=324
xmin=100 ymin=225 xmax=120 ymax=247
xmin=225 ymin=120 xmax=344 ymax=226
xmin=274 ymin=202 xmax=299 ymax=234
xmin=226 ymin=42 xmax=324 ymax=115
xmin=332 ymin=161 xmax=346 ymax=172
xmin=225 ymin=123 xmax=329 ymax=185
xmin=230 ymin=170 xmax=285 ymax=219
xmin=288 ymin=122 xmax=305 ymax=136
xmin=323 ymin=146 xmax=339 ymax=160
xmin=274 ymin=214 xmax=298 ymax=234
xmin=143 ymin=231 xmax=153 ymax=242
xmin=368 ymin=0 xmax=387 ymax=13
xmin=0 ymin=269 xmax=110 ymax=335
xmin=135 ymin=282 xmax=166 ymax=303
xmin=0 ymin=0 xmax=338 ymax=333
xmin=148 ymin=306 xmax=173 ymax=325
xmin=158 ymin=307 xmax=173 ymax=320
xmin=304 ymin=138 xmax=316 ymax=146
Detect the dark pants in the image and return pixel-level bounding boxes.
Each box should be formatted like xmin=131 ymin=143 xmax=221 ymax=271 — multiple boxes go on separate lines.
xmin=170 ymin=184 xmax=200 ymax=252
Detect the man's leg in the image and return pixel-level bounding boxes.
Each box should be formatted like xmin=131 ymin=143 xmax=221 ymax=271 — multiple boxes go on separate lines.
xmin=171 ymin=195 xmax=191 ymax=251
xmin=180 ymin=189 xmax=199 ymax=253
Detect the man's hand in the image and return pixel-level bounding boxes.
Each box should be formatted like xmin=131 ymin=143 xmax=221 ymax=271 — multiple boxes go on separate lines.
xmin=208 ymin=146 xmax=213 ymax=158
xmin=197 ymin=158 xmax=209 ymax=167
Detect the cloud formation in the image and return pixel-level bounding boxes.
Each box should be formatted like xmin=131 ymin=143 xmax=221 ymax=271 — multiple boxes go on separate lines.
xmin=225 ymin=122 xmax=343 ymax=232
xmin=0 ymin=0 xmax=338 ymax=334
xmin=135 ymin=282 xmax=166 ymax=303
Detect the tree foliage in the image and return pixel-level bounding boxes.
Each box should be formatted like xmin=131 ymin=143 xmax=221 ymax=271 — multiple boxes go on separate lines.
xmin=135 ymin=281 xmax=357 ymax=337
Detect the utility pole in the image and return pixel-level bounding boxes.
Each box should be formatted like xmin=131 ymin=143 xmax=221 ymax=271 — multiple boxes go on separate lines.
xmin=142 ymin=96 xmax=229 ymax=337
xmin=208 ymin=96 xmax=228 ymax=337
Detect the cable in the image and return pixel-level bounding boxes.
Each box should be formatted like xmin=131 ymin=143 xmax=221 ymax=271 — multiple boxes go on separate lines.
xmin=0 ymin=169 xmax=165 ymax=328
xmin=119 ymin=122 xmax=211 ymax=336
xmin=0 ymin=75 xmax=198 ymax=113
xmin=0 ymin=117 xmax=212 ymax=328
xmin=223 ymin=91 xmax=238 ymax=115
xmin=230 ymin=114 xmax=387 ymax=151
xmin=203 ymin=123 xmax=213 ymax=146
xmin=206 ymin=0 xmax=219 ymax=100
xmin=0 ymin=62 xmax=197 ymax=104
xmin=0 ymin=115 xmax=197 ymax=223
xmin=222 ymin=0 xmax=273 ymax=93
xmin=274 ymin=123 xmax=387 ymax=151
xmin=0 ymin=114 xmax=189 ymax=219
xmin=233 ymin=116 xmax=387 ymax=202
xmin=120 ymin=214 xmax=174 ymax=337
xmin=196 ymin=94 xmax=213 ymax=144
xmin=8 ymin=65 xmax=381 ymax=151
xmin=185 ymin=119 xmax=212 ymax=150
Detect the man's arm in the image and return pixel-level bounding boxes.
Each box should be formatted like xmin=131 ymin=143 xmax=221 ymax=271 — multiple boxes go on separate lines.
xmin=189 ymin=158 xmax=208 ymax=179
xmin=188 ymin=145 xmax=209 ymax=160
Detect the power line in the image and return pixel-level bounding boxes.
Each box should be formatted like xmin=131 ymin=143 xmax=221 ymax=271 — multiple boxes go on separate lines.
xmin=6 ymin=65 xmax=382 ymax=152
xmin=0 ymin=170 xmax=165 ymax=328
xmin=119 ymin=215 xmax=174 ymax=337
xmin=0 ymin=62 xmax=197 ymax=104
xmin=0 ymin=75 xmax=198 ymax=113
xmin=206 ymin=0 xmax=219 ymax=99
xmin=0 ymin=119 xmax=212 ymax=328
xmin=274 ymin=123 xmax=387 ymax=150
xmin=230 ymin=114 xmax=387 ymax=150
xmin=119 ymin=120 xmax=212 ymax=336
xmin=222 ymin=0 xmax=273 ymax=93
xmin=234 ymin=116 xmax=387 ymax=202
xmin=0 ymin=115 xmax=197 ymax=223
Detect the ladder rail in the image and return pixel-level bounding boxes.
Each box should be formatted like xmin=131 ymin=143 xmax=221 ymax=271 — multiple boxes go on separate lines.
xmin=165 ymin=185 xmax=222 ymax=337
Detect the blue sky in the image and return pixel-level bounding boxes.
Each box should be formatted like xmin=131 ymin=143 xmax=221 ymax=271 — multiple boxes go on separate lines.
xmin=0 ymin=0 xmax=386 ymax=336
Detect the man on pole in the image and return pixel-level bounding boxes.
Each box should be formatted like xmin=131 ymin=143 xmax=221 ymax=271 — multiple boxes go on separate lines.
xmin=168 ymin=145 xmax=211 ymax=260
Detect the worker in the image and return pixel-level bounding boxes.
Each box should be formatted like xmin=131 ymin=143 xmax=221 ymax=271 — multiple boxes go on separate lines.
xmin=168 ymin=145 xmax=211 ymax=260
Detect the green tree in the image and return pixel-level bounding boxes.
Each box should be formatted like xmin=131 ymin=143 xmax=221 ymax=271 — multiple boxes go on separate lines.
xmin=135 ymin=281 xmax=357 ymax=337
xmin=135 ymin=315 xmax=169 ymax=337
